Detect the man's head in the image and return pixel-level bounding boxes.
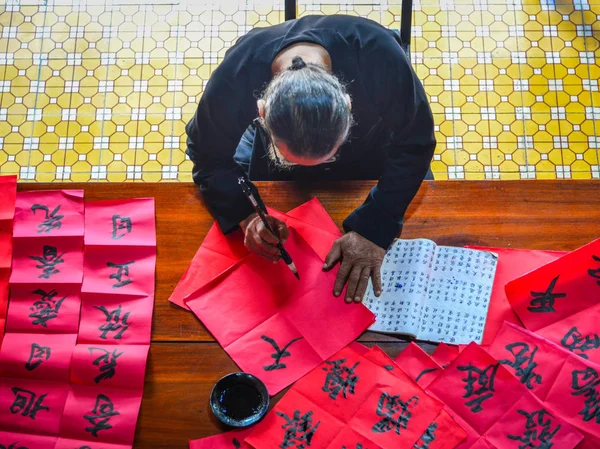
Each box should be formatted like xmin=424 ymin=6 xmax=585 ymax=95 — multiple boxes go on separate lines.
xmin=257 ymin=56 xmax=352 ymax=166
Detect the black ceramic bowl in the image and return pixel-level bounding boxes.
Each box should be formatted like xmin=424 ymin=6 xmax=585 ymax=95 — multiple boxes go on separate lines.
xmin=210 ymin=372 xmax=270 ymax=427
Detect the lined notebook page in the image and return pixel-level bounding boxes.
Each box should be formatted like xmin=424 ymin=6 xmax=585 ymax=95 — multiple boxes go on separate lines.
xmin=418 ymin=246 xmax=498 ymax=344
xmin=364 ymin=239 xmax=435 ymax=336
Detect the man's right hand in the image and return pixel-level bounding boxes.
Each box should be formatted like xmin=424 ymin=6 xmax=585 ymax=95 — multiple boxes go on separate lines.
xmin=240 ymin=213 xmax=290 ymax=263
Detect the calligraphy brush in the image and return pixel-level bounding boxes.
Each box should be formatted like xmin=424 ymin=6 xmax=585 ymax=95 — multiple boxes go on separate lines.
xmin=238 ymin=177 xmax=300 ymax=280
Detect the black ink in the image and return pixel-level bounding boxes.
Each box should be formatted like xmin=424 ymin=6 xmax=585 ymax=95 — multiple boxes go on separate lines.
xmin=25 ymin=343 xmax=51 ymax=371
xmin=527 ymin=275 xmax=566 ymax=313
xmin=107 ymin=261 xmax=135 ymax=288
xmin=415 ymin=368 xmax=439 ymax=383
xmin=342 ymin=445 xmax=367 ymax=449
xmin=571 ymin=367 xmax=600 ymax=423
xmin=277 ymin=410 xmax=320 ymax=449
xmin=232 ymin=438 xmax=241 ymax=449
xmin=414 ymin=422 xmax=438 ymax=449
xmin=457 ymin=363 xmax=499 ymax=413
xmin=321 ymin=358 xmax=359 ymax=400
xmin=94 ymin=305 xmax=131 ymax=340
xmin=218 ymin=383 xmax=263 ymax=420
xmin=31 ymin=203 xmax=63 ymax=234
xmin=499 ymin=342 xmax=542 ymax=390
xmin=384 ymin=365 xmax=394 ymax=371
xmin=372 ymin=392 xmax=419 ymax=435
xmin=561 ymin=327 xmax=600 ymax=359
xmin=89 ymin=347 xmax=124 ymax=383
xmin=83 ymin=394 xmax=120 ymax=437
xmin=112 ymin=214 xmax=132 ymax=240
xmin=10 ymin=387 xmax=49 ymax=419
xmin=0 ymin=443 xmax=29 ymax=449
xmin=29 ymin=245 xmax=64 ymax=279
xmin=589 ymin=255 xmax=600 ymax=287
xmin=261 ymin=336 xmax=302 ymax=371
xmin=507 ymin=409 xmax=561 ymax=449
xmin=29 ymin=288 xmax=66 ymax=327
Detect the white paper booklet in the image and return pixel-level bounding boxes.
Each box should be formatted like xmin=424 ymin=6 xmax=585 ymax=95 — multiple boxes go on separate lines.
xmin=363 ymin=239 xmax=498 ymax=345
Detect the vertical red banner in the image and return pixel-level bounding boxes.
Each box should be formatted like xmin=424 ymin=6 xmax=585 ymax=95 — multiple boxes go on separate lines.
xmin=0 ymin=175 xmax=16 ymax=346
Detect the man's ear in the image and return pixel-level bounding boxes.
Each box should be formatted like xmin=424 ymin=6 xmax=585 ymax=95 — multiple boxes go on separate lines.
xmin=345 ymin=94 xmax=352 ymax=111
xmin=257 ymin=99 xmax=266 ymax=119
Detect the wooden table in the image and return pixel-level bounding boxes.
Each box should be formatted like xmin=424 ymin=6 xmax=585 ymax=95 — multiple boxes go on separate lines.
xmin=17 ymin=180 xmax=600 ymax=448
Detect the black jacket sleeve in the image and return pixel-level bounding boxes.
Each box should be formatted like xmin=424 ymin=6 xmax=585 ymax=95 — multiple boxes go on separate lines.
xmin=342 ymin=41 xmax=436 ymax=250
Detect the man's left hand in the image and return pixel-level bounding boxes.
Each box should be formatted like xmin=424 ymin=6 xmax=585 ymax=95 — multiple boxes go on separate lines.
xmin=323 ymin=232 xmax=386 ymax=303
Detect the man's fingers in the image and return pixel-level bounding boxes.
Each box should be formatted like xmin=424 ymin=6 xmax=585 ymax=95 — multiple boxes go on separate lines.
xmin=245 ymin=235 xmax=280 ymax=262
xmin=333 ymin=259 xmax=352 ymax=297
xmin=372 ymin=264 xmax=383 ymax=296
xmin=354 ymin=267 xmax=371 ymax=303
xmin=324 ymin=241 xmax=342 ymax=271
xmin=257 ymin=221 xmax=280 ymax=245
xmin=276 ymin=221 xmax=290 ymax=244
xmin=345 ymin=265 xmax=363 ymax=304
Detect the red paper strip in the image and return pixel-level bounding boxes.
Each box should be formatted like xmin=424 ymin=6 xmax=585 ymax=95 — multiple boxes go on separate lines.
xmin=0 ymin=430 xmax=57 ymax=448
xmin=54 ymin=438 xmax=131 ymax=449
xmin=169 ymin=198 xmax=341 ymax=309
xmin=467 ymin=246 xmax=565 ymax=345
xmin=395 ymin=342 xmax=443 ymax=388
xmin=537 ymin=303 xmax=600 ymax=365
xmin=363 ymin=345 xmax=403 ymax=375
xmin=324 ymin=427 xmax=381 ymax=449
xmin=506 ymin=239 xmax=600 ymax=332
xmin=0 ymin=175 xmax=16 ymax=346
xmin=189 ymin=428 xmax=254 ymax=449
xmin=468 ymin=438 xmax=496 ymax=449
xmin=0 ymin=175 xmax=17 ymax=221
xmin=420 ymin=410 xmax=468 ymax=449
xmin=349 ymin=341 xmax=370 ymax=355
xmin=186 ymin=229 xmax=374 ymax=395
xmin=487 ymin=322 xmax=570 ymax=401
xmin=431 ymin=343 xmax=460 ymax=368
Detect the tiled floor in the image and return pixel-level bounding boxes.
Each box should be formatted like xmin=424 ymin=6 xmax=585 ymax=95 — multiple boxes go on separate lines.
xmin=0 ymin=0 xmax=599 ymax=182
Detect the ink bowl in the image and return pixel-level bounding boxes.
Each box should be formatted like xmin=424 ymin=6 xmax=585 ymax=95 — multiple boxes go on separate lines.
xmin=210 ymin=372 xmax=270 ymax=428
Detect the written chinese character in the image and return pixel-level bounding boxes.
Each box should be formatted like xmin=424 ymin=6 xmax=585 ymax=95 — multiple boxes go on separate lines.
xmin=507 ymin=409 xmax=561 ymax=449
xmin=31 ymin=204 xmax=63 ymax=234
xmin=415 ymin=368 xmax=439 ymax=384
xmin=83 ymin=394 xmax=120 ymax=437
xmin=261 ymin=335 xmax=302 ymax=371
xmin=372 ymin=392 xmax=419 ymax=435
xmin=112 ymin=215 xmax=132 ymax=240
xmin=457 ymin=363 xmax=499 ymax=413
xmin=499 ymin=342 xmax=542 ymax=390
xmin=322 ymin=358 xmax=359 ymax=400
xmin=89 ymin=347 xmax=124 ymax=383
xmin=232 ymin=438 xmax=241 ymax=449
xmin=527 ymin=276 xmax=566 ymax=313
xmin=25 ymin=343 xmax=51 ymax=371
xmin=276 ymin=410 xmax=320 ymax=449
xmin=107 ymin=261 xmax=135 ymax=288
xmin=29 ymin=245 xmax=64 ymax=279
xmin=94 ymin=305 xmax=131 ymax=340
xmin=589 ymin=255 xmax=600 ymax=287
xmin=414 ymin=422 xmax=438 ymax=449
xmin=571 ymin=367 xmax=600 ymax=423
xmin=29 ymin=288 xmax=66 ymax=327
xmin=561 ymin=327 xmax=600 ymax=360
xmin=10 ymin=387 xmax=49 ymax=419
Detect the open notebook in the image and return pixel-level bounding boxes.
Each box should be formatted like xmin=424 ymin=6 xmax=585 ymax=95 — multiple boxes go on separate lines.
xmin=364 ymin=239 xmax=498 ymax=345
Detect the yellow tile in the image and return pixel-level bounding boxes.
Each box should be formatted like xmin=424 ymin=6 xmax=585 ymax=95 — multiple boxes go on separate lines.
xmin=142 ymin=171 xmax=162 ymax=182
xmin=70 ymin=171 xmax=91 ymax=183
xmin=571 ymin=170 xmax=593 ymax=180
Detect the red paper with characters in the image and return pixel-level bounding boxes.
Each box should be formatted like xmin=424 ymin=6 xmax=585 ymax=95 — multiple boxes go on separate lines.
xmin=432 ymin=343 xmax=460 ymax=368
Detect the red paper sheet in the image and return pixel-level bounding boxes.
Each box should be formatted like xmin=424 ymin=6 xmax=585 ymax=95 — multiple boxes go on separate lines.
xmin=186 ymin=229 xmax=374 ymax=395
xmin=189 ymin=428 xmax=254 ymax=449
xmin=395 ymin=342 xmax=443 ymax=388
xmin=537 ymin=303 xmax=600 ymax=365
xmin=506 ymin=239 xmax=600 ymax=332
xmin=468 ymin=246 xmax=565 ymax=344
xmin=169 ymin=198 xmax=341 ymax=309
xmin=487 ymin=322 xmax=570 ymax=401
xmin=0 ymin=176 xmax=16 ymax=346
xmin=431 ymin=343 xmax=460 ymax=368
xmin=0 ymin=430 xmax=57 ymax=448
xmin=324 ymin=427 xmax=381 ymax=448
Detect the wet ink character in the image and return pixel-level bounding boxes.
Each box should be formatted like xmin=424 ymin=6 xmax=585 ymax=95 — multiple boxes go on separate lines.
xmin=415 ymin=368 xmax=439 ymax=384
xmin=111 ymin=215 xmax=132 ymax=240
xmin=527 ymin=275 xmax=566 ymax=313
xmin=499 ymin=342 xmax=543 ymax=390
xmin=372 ymin=392 xmax=419 ymax=435
xmin=589 ymin=255 xmax=600 ymax=287
xmin=261 ymin=336 xmax=303 ymax=371
xmin=89 ymin=347 xmax=124 ymax=383
xmin=571 ymin=367 xmax=600 ymax=423
xmin=414 ymin=422 xmax=438 ymax=449
xmin=83 ymin=394 xmax=120 ymax=437
xmin=276 ymin=409 xmax=320 ymax=449
xmin=25 ymin=343 xmax=51 ymax=371
xmin=561 ymin=327 xmax=600 ymax=360
xmin=94 ymin=305 xmax=131 ymax=340
xmin=29 ymin=245 xmax=65 ymax=279
xmin=28 ymin=288 xmax=66 ymax=327
xmin=107 ymin=261 xmax=135 ymax=288
xmin=457 ymin=363 xmax=499 ymax=413
xmin=10 ymin=387 xmax=49 ymax=419
xmin=507 ymin=409 xmax=561 ymax=449
xmin=31 ymin=203 xmax=64 ymax=234
xmin=321 ymin=358 xmax=360 ymax=400
xmin=232 ymin=438 xmax=241 ymax=449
